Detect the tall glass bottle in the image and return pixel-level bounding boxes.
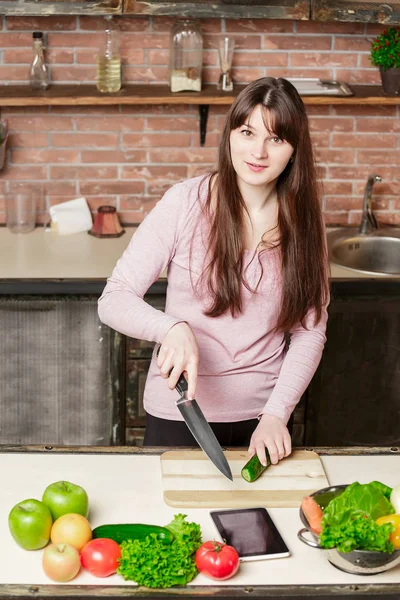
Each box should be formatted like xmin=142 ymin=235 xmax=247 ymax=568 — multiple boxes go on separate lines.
xmin=96 ymin=16 xmax=122 ymax=94
xmin=169 ymin=19 xmax=203 ymax=93
xmin=29 ymin=32 xmax=49 ymax=90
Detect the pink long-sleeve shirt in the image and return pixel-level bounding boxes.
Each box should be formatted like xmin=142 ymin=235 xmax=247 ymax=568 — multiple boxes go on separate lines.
xmin=98 ymin=175 xmax=328 ymax=424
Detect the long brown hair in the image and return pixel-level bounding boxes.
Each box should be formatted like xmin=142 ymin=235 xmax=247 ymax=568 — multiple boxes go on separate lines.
xmin=202 ymin=76 xmax=329 ymax=331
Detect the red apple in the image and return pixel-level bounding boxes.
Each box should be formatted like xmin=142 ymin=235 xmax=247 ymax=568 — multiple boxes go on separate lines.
xmin=42 ymin=543 xmax=81 ymax=582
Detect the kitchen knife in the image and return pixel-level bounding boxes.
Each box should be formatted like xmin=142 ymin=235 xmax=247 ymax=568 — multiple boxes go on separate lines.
xmin=174 ymin=373 xmax=233 ymax=481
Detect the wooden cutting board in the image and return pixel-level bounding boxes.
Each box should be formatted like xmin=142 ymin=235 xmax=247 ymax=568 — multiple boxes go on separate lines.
xmin=161 ymin=449 xmax=329 ymax=508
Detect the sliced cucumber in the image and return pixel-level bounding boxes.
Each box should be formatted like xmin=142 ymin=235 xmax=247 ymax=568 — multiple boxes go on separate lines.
xmin=241 ymin=452 xmax=271 ymax=482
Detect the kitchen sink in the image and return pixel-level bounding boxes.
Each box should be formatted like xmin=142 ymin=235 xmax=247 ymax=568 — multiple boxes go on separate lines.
xmin=327 ymin=227 xmax=400 ymax=276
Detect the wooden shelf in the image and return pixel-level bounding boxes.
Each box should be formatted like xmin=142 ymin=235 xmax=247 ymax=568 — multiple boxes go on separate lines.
xmin=0 ymin=83 xmax=399 ymax=107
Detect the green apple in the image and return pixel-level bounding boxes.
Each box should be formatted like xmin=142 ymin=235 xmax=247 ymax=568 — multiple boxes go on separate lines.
xmin=42 ymin=481 xmax=89 ymax=521
xmin=8 ymin=498 xmax=52 ymax=550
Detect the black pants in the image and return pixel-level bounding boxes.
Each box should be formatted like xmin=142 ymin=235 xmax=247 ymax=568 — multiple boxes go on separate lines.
xmin=143 ymin=412 xmax=259 ymax=447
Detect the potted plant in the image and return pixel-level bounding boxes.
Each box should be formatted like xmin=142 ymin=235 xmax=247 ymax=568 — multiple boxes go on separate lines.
xmin=370 ymin=27 xmax=400 ymax=95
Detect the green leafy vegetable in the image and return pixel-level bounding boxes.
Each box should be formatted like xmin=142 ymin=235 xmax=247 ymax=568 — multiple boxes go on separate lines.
xmin=319 ymin=481 xmax=395 ymax=553
xmin=117 ymin=514 xmax=202 ymax=588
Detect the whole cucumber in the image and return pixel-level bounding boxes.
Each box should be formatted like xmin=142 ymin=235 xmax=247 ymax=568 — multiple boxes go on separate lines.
xmin=241 ymin=452 xmax=271 ymax=482
xmin=92 ymin=523 xmax=174 ymax=545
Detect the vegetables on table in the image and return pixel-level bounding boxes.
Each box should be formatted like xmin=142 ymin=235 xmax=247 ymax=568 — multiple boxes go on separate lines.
xmin=301 ymin=495 xmax=324 ymax=535
xmin=195 ymin=541 xmax=239 ymax=580
xmin=319 ymin=481 xmax=395 ymax=553
xmin=376 ymin=514 xmax=400 ymax=549
xmin=117 ymin=513 xmax=202 ymax=588
xmin=92 ymin=523 xmax=174 ymax=545
xmin=241 ymin=452 xmax=271 ymax=483
xmin=80 ymin=538 xmax=122 ymax=577
xmin=390 ymin=485 xmax=400 ymax=513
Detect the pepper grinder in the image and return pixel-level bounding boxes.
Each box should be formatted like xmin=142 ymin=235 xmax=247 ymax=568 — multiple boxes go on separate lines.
xmin=217 ymin=36 xmax=235 ymax=92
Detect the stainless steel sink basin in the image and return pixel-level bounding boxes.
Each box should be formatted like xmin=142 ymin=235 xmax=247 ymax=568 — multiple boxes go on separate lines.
xmin=327 ymin=228 xmax=400 ymax=275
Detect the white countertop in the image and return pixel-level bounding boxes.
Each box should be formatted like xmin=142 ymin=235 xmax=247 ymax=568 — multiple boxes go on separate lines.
xmin=1 ymin=450 xmax=400 ymax=588
xmin=1 ymin=226 xmax=398 ymax=281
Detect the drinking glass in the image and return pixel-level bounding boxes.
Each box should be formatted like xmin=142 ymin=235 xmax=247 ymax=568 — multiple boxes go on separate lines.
xmin=6 ymin=192 xmax=36 ymax=233
xmin=218 ymin=36 xmax=235 ymax=92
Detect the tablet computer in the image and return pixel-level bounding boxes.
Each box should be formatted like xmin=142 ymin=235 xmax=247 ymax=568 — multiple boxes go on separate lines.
xmin=210 ymin=507 xmax=290 ymax=562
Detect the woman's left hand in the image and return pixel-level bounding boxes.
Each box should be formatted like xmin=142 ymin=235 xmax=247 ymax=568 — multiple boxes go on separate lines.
xmin=248 ymin=414 xmax=292 ymax=466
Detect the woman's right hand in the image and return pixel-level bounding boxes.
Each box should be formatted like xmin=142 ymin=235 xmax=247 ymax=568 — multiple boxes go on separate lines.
xmin=157 ymin=322 xmax=199 ymax=399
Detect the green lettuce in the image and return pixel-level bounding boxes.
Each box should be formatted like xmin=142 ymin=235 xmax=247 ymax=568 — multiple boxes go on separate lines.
xmin=319 ymin=481 xmax=395 ymax=553
xmin=117 ymin=514 xmax=202 ymax=588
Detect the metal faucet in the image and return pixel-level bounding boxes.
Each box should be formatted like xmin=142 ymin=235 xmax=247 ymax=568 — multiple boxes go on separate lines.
xmin=359 ymin=174 xmax=381 ymax=234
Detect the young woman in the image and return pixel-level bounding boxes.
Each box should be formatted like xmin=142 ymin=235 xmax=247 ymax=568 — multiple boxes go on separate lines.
xmin=98 ymin=77 xmax=329 ymax=466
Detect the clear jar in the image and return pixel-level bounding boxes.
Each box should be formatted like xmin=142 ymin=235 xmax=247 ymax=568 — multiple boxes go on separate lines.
xmin=29 ymin=31 xmax=49 ymax=91
xmin=96 ymin=16 xmax=121 ymax=94
xmin=169 ymin=19 xmax=203 ymax=93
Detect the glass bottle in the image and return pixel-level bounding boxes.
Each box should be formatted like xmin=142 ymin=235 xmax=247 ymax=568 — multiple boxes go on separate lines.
xmin=218 ymin=36 xmax=235 ymax=92
xmin=169 ymin=19 xmax=203 ymax=93
xmin=29 ymin=32 xmax=49 ymax=90
xmin=96 ymin=16 xmax=121 ymax=94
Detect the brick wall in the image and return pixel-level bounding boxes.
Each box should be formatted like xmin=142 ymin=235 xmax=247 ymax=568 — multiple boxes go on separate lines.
xmin=0 ymin=15 xmax=399 ymax=226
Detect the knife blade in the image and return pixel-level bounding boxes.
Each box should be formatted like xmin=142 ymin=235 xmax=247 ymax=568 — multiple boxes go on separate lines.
xmin=175 ymin=373 xmax=233 ymax=481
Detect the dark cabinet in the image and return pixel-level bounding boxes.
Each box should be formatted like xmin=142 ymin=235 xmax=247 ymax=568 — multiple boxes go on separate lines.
xmin=304 ymin=284 xmax=400 ymax=447
xmin=312 ymin=0 xmax=400 ymax=24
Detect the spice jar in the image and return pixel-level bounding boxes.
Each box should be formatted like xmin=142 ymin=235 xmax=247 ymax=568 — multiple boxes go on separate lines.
xmin=169 ymin=19 xmax=203 ymax=93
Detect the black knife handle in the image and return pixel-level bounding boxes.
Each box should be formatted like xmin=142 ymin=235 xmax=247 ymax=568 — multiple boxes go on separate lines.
xmin=156 ymin=345 xmax=188 ymax=395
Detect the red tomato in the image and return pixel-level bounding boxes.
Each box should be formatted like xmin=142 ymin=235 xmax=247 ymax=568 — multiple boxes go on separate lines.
xmin=80 ymin=538 xmax=121 ymax=578
xmin=195 ymin=541 xmax=240 ymax=580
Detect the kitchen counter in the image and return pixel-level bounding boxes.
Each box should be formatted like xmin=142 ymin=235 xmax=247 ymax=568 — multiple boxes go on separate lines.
xmin=1 ymin=445 xmax=400 ymax=600
xmin=1 ymin=227 xmax=399 ymax=295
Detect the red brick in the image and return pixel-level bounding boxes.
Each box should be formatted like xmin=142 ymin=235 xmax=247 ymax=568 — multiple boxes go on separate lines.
xmin=10 ymin=116 xmax=74 ymax=130
xmin=233 ymin=52 xmax=288 ymax=67
xmin=266 ymin=67 xmax=333 ymax=79
xmin=119 ymin=194 xmax=149 ymax=211
xmin=334 ymin=37 xmax=371 ymax=52
xmin=123 ymin=133 xmax=191 ymax=148
xmin=147 ymin=181 xmax=180 ymax=195
xmin=123 ymin=66 xmax=168 ymax=82
xmin=2 ymin=165 xmax=47 ymax=179
xmin=145 ymin=116 xmax=198 ymax=132
xmin=118 ymin=210 xmax=146 ymax=224
xmin=359 ymin=54 xmax=375 ymax=69
xmin=51 ymin=133 xmax=119 ymax=148
xmin=9 ymin=132 xmax=48 ymax=147
xmin=2 ymin=106 xmax=50 ymax=116
xmin=325 ymin=196 xmax=387 ymax=211
xmin=6 ymin=16 xmax=77 ymax=30
xmin=333 ymin=105 xmax=397 ymax=117
xmin=80 ymin=181 xmax=145 ymax=195
xmin=51 ymin=166 xmax=118 ymax=179
xmin=357 ymin=149 xmax=400 ymax=164
xmin=51 ymin=105 xmax=120 ymax=115
xmin=226 ymin=19 xmax=293 ymax=33
xmin=4 ymin=48 xmax=74 ymax=63
xmin=365 ymin=24 xmax=388 ymax=35
xmin=0 ymin=65 xmax=34 ymax=80
xmin=323 ymin=211 xmax=350 ymax=226
xmin=152 ymin=17 xmax=221 ymax=34
xmin=120 ymin=33 xmax=169 ymax=50
xmin=11 ymin=149 xmax=79 ymax=163
xmin=316 ymin=149 xmax=355 ymax=164
xmin=296 ymin=21 xmax=363 ymax=34
xmin=290 ymin=52 xmax=357 ymax=68
xmin=229 ymin=67 xmax=265 ymax=83
xmin=48 ymin=32 xmax=102 ymax=47
xmin=306 ymin=106 xmax=331 ymax=116
xmin=310 ymin=131 xmax=330 ymax=148
xmin=81 ymin=150 xmax=147 ymax=163
xmin=203 ymin=67 xmax=224 ymax=84
xmin=374 ymin=212 xmax=400 ymax=225
xmin=335 ymin=69 xmax=380 ymax=85
xmin=121 ymin=104 xmax=189 ymax=115
xmin=332 ymin=133 xmax=397 ymax=148
xmin=190 ymin=131 xmax=220 ymax=148
xmin=0 ymin=32 xmax=32 ymax=46
xmin=263 ymin=35 xmax=331 ymax=51
xmin=356 ymin=117 xmax=400 ymax=132
xmin=37 ymin=181 xmax=78 ymax=196
xmin=148 ymin=148 xmax=217 ymax=163
xmin=309 ymin=117 xmax=354 ymax=133
xmin=51 ymin=65 xmax=95 ymax=82
xmin=205 ymin=34 xmax=261 ymax=50
xmin=354 ymin=181 xmax=400 ymax=197
xmin=328 ymin=166 xmax=395 ymax=180
xmin=322 ymin=181 xmax=353 ymax=195
xmin=74 ymin=116 xmax=145 ymax=132
xmin=120 ymin=165 xmax=187 ymax=180
xmin=391 ymin=199 xmax=400 ymax=210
